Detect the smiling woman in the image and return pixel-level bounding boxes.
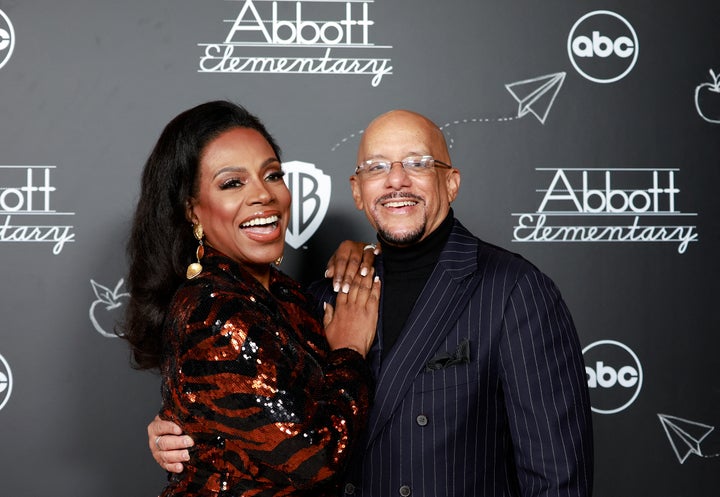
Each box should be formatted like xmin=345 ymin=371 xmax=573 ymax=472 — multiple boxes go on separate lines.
xmin=119 ymin=100 xmax=380 ymax=497
xmin=188 ymin=126 xmax=291 ymax=288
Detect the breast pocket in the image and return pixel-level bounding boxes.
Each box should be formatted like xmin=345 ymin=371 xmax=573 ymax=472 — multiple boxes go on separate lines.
xmin=413 ymin=362 xmax=478 ymax=392
xmin=414 ymin=337 xmax=476 ymax=392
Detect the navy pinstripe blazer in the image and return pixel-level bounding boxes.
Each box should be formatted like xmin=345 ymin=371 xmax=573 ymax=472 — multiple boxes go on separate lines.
xmin=310 ymin=219 xmax=593 ymax=497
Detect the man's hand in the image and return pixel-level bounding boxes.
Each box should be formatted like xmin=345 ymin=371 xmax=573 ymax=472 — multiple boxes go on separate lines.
xmin=148 ymin=415 xmax=194 ymax=473
xmin=325 ymin=240 xmax=380 ymax=294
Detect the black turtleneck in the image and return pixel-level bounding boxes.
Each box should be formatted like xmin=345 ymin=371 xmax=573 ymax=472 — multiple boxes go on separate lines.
xmin=379 ymin=209 xmax=454 ymax=358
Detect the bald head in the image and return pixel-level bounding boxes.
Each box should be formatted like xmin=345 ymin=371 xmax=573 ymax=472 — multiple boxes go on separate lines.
xmin=357 ymin=110 xmax=451 ymax=166
xmin=350 ymin=109 xmax=460 ymax=246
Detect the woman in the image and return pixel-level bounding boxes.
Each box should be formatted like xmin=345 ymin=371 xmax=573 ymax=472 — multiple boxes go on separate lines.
xmin=122 ymin=100 xmax=380 ymax=496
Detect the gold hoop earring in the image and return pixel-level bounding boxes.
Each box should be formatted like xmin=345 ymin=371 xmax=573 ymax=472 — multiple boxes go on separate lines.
xmin=186 ymin=223 xmax=204 ymax=279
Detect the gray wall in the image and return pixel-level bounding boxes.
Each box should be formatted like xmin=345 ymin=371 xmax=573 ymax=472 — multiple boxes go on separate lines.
xmin=0 ymin=1 xmax=717 ymax=495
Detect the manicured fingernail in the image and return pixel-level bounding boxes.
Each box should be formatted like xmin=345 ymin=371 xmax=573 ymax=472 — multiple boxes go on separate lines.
xmin=324 ymin=269 xmax=329 ymax=278
xmin=360 ymin=267 xmax=368 ymax=277
xmin=342 ymin=283 xmax=350 ymax=294
xmin=333 ymin=282 xmax=340 ymax=292
xmin=184 ymin=436 xmax=194 ymax=447
xmin=374 ymin=276 xmax=380 ymax=282
xmin=323 ymin=302 xmax=327 ymax=311
xmin=183 ymin=451 xmax=190 ymax=461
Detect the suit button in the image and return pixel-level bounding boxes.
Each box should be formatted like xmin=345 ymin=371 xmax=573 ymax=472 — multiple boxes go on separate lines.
xmin=416 ymin=414 xmax=428 ymax=426
xmin=344 ymin=483 xmax=356 ymax=495
xmin=399 ymin=485 xmax=412 ymax=496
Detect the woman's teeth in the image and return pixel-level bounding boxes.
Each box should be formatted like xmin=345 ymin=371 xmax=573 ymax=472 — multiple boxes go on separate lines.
xmin=241 ymin=215 xmax=278 ymax=228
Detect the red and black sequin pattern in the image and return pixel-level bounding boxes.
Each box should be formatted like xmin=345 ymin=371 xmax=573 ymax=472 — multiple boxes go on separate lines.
xmin=159 ymin=248 xmax=373 ymax=497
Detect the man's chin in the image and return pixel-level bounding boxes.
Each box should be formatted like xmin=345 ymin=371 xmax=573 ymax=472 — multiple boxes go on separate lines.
xmin=378 ymin=226 xmax=425 ymax=246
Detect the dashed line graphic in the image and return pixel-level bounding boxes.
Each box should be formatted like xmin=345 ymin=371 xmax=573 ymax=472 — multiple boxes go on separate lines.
xmin=438 ymin=116 xmax=517 ymax=149
xmin=331 ymin=129 xmax=364 ymax=152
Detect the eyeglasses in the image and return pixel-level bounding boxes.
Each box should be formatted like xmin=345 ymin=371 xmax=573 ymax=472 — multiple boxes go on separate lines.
xmin=355 ymin=155 xmax=453 ymax=177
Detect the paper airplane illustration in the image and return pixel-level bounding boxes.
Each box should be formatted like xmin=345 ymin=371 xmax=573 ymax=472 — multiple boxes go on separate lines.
xmin=331 ymin=71 xmax=565 ymax=151
xmin=505 ymin=72 xmax=566 ymax=124
xmin=658 ymin=413 xmax=718 ymax=464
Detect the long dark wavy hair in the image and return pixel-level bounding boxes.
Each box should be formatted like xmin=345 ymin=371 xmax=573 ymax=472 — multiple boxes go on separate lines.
xmin=120 ymin=100 xmax=281 ymax=370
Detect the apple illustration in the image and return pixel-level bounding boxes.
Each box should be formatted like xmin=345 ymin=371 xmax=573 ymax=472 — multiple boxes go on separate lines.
xmin=694 ymin=69 xmax=720 ymax=124
xmin=89 ymin=279 xmax=130 ymax=338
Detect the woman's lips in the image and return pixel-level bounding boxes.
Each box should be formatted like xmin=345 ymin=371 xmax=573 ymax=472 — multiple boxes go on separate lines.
xmin=240 ymin=214 xmax=282 ymax=240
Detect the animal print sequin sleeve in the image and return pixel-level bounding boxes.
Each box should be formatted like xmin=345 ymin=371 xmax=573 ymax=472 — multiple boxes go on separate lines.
xmin=159 ymin=262 xmax=373 ymax=497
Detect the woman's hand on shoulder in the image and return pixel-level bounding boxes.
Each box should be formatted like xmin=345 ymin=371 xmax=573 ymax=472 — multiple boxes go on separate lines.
xmin=324 ymin=240 xmax=380 ymax=294
xmin=323 ymin=268 xmax=380 ymax=357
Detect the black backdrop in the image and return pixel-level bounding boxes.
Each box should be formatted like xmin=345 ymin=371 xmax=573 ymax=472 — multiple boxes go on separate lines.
xmin=0 ymin=1 xmax=717 ymax=495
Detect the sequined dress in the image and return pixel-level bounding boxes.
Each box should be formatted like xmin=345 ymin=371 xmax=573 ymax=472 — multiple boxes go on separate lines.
xmin=159 ymin=248 xmax=373 ymax=497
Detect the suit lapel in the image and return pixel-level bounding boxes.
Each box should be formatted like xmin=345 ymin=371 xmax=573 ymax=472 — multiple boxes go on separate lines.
xmin=365 ymin=221 xmax=482 ymax=445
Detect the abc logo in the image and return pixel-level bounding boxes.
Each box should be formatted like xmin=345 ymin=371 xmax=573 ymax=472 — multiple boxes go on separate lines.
xmin=583 ymin=340 xmax=643 ymax=414
xmin=0 ymin=352 xmax=12 ymax=411
xmin=568 ymin=10 xmax=638 ymax=83
xmin=0 ymin=9 xmax=14 ymax=70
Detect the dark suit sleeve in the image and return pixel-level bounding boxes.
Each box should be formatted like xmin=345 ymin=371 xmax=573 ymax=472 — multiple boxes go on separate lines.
xmin=498 ymin=267 xmax=594 ymax=497
xmin=307 ymin=278 xmax=337 ymax=314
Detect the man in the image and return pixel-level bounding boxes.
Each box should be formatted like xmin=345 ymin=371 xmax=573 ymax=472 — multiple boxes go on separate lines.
xmin=150 ymin=110 xmax=594 ymax=496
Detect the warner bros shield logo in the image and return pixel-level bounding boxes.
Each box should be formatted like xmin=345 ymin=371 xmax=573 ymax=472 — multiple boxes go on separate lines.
xmin=283 ymin=161 xmax=331 ymax=249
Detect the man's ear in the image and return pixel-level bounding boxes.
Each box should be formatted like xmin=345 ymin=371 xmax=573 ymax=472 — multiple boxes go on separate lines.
xmin=446 ymin=168 xmax=461 ymax=203
xmin=349 ymin=176 xmax=364 ymax=210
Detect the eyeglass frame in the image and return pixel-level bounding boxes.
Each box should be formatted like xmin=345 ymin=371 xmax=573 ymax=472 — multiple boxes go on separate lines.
xmin=354 ymin=155 xmax=453 ymax=176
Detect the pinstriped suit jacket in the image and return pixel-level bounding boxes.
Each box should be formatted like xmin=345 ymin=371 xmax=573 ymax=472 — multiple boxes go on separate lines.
xmin=310 ymin=220 xmax=593 ymax=497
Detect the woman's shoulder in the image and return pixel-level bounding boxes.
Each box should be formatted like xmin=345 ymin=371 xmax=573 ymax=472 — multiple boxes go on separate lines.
xmin=167 ymin=273 xmax=254 ymax=325
xmin=271 ymin=268 xmax=323 ymax=318
xmin=173 ymin=271 xmax=235 ymax=301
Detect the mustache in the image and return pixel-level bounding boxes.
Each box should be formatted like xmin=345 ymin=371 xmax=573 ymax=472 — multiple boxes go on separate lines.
xmin=376 ymin=192 xmax=424 ymax=204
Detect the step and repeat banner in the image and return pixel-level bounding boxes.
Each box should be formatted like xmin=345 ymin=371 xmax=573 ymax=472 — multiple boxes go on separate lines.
xmin=0 ymin=1 xmax=718 ymax=496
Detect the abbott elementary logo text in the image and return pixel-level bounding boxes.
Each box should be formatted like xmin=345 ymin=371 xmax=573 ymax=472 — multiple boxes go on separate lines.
xmin=198 ymin=0 xmax=393 ymax=87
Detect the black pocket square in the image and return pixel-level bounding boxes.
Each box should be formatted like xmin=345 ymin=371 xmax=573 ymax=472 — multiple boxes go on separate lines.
xmin=425 ymin=338 xmax=470 ymax=371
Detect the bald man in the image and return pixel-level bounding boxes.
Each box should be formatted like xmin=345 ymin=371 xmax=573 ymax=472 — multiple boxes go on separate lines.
xmin=150 ymin=110 xmax=594 ymax=497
